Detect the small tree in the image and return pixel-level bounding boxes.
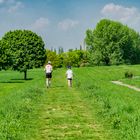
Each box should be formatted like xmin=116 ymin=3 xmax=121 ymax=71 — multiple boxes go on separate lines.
xmin=1 ymin=30 xmax=46 ymax=80
xmin=45 ymin=49 xmax=62 ymax=68
xmin=63 ymin=50 xmax=88 ymax=67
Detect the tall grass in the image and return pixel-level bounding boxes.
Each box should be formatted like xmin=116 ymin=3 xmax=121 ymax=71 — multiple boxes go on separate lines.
xmin=74 ymin=65 xmax=140 ymax=140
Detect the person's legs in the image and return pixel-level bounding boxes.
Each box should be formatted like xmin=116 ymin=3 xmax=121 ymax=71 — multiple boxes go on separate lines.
xmin=48 ymin=78 xmax=51 ymax=87
xmin=67 ymin=79 xmax=72 ymax=87
xmin=46 ymin=78 xmax=51 ymax=87
xmin=46 ymin=78 xmax=49 ymax=87
xmin=67 ymin=80 xmax=70 ymax=87
xmin=46 ymin=73 xmax=52 ymax=88
xmin=70 ymin=79 xmax=72 ymax=87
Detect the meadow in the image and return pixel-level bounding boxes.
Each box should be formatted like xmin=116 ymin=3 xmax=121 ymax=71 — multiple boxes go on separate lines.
xmin=0 ymin=69 xmax=46 ymax=139
xmin=74 ymin=65 xmax=140 ymax=140
xmin=0 ymin=65 xmax=140 ymax=139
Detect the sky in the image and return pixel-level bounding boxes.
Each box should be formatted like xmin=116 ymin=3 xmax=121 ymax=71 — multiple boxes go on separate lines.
xmin=1 ymin=0 xmax=140 ymax=51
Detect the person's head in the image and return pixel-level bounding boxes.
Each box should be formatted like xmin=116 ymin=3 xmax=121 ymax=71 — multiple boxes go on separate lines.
xmin=48 ymin=61 xmax=51 ymax=64
xmin=67 ymin=65 xmax=71 ymax=69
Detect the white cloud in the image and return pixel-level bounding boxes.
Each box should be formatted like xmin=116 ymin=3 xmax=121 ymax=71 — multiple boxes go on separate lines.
xmin=8 ymin=1 xmax=24 ymax=13
xmin=58 ymin=19 xmax=79 ymax=31
xmin=31 ymin=17 xmax=49 ymax=31
xmin=101 ymin=3 xmax=140 ymax=29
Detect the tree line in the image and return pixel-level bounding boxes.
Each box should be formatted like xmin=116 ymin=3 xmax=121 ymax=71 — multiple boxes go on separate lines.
xmin=46 ymin=19 xmax=140 ymax=68
xmin=45 ymin=49 xmax=89 ymax=68
xmin=1 ymin=19 xmax=140 ymax=79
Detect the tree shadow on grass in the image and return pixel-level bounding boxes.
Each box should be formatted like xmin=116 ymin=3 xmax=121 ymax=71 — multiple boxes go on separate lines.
xmin=11 ymin=78 xmax=33 ymax=81
xmin=0 ymin=81 xmax=24 ymax=83
xmin=0 ymin=78 xmax=33 ymax=83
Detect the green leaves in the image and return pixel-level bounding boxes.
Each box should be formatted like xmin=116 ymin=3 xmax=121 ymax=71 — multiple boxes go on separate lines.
xmin=85 ymin=19 xmax=140 ymax=65
xmin=0 ymin=40 xmax=12 ymax=70
xmin=1 ymin=30 xmax=46 ymax=79
xmin=45 ymin=49 xmax=88 ymax=68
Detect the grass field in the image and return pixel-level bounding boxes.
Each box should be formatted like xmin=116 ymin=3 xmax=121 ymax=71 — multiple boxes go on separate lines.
xmin=0 ymin=69 xmax=46 ymax=139
xmin=1 ymin=65 xmax=140 ymax=139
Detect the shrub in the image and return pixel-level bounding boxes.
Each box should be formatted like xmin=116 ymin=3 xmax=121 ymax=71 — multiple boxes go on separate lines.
xmin=125 ymin=71 xmax=133 ymax=78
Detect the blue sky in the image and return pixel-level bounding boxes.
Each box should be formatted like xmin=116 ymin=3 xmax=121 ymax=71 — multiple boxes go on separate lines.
xmin=1 ymin=0 xmax=140 ymax=51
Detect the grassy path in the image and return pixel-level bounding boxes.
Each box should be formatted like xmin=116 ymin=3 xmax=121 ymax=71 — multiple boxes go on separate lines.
xmin=36 ymin=69 xmax=110 ymax=140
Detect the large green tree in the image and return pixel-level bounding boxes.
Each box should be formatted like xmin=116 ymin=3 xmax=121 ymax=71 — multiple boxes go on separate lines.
xmin=1 ymin=30 xmax=46 ymax=79
xmin=85 ymin=29 xmax=94 ymax=51
xmin=85 ymin=19 xmax=140 ymax=65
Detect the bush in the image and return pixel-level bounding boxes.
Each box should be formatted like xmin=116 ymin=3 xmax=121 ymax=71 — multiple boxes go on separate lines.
xmin=125 ymin=71 xmax=133 ymax=78
xmin=80 ymin=62 xmax=90 ymax=67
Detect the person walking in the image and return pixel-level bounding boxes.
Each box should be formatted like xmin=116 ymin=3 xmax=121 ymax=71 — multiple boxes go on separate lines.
xmin=66 ymin=66 xmax=73 ymax=87
xmin=44 ymin=61 xmax=53 ymax=88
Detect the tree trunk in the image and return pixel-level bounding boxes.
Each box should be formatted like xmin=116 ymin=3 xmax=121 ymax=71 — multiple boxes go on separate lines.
xmin=24 ymin=70 xmax=27 ymax=80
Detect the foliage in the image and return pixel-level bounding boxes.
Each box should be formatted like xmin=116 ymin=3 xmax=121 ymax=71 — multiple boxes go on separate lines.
xmin=62 ymin=50 xmax=88 ymax=67
xmin=85 ymin=19 xmax=140 ymax=65
xmin=0 ymin=41 xmax=12 ymax=70
xmin=125 ymin=71 xmax=133 ymax=78
xmin=85 ymin=29 xmax=94 ymax=51
xmin=45 ymin=49 xmax=89 ymax=68
xmin=45 ymin=49 xmax=63 ymax=68
xmin=1 ymin=30 xmax=46 ymax=79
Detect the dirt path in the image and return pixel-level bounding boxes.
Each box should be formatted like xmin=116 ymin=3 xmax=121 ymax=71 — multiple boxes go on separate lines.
xmin=111 ymin=81 xmax=140 ymax=92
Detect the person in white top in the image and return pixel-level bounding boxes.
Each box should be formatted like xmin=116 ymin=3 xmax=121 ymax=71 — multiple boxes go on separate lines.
xmin=44 ymin=61 xmax=53 ymax=88
xmin=66 ymin=66 xmax=73 ymax=87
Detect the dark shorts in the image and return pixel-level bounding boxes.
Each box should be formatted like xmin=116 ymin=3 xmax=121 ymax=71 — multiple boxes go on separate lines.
xmin=46 ymin=73 xmax=52 ymax=78
xmin=67 ymin=78 xmax=72 ymax=80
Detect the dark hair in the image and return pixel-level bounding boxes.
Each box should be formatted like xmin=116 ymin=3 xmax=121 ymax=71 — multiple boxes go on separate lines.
xmin=67 ymin=66 xmax=71 ymax=69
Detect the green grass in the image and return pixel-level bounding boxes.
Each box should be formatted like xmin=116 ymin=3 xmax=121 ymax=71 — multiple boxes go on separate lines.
xmin=1 ymin=65 xmax=140 ymax=139
xmin=37 ymin=68 xmax=110 ymax=140
xmin=0 ymin=69 xmax=46 ymax=140
xmin=74 ymin=65 xmax=140 ymax=140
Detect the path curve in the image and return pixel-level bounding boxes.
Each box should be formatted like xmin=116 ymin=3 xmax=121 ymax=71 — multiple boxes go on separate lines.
xmin=111 ymin=81 xmax=140 ymax=92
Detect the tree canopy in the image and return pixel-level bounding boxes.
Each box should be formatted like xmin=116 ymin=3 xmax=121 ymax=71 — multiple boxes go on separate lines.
xmin=45 ymin=49 xmax=88 ymax=68
xmin=0 ymin=41 xmax=12 ymax=70
xmin=85 ymin=19 xmax=140 ymax=65
xmin=1 ymin=30 xmax=46 ymax=79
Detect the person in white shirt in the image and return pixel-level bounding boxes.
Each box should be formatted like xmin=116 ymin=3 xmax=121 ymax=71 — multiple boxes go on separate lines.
xmin=66 ymin=66 xmax=73 ymax=87
xmin=44 ymin=61 xmax=53 ymax=88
